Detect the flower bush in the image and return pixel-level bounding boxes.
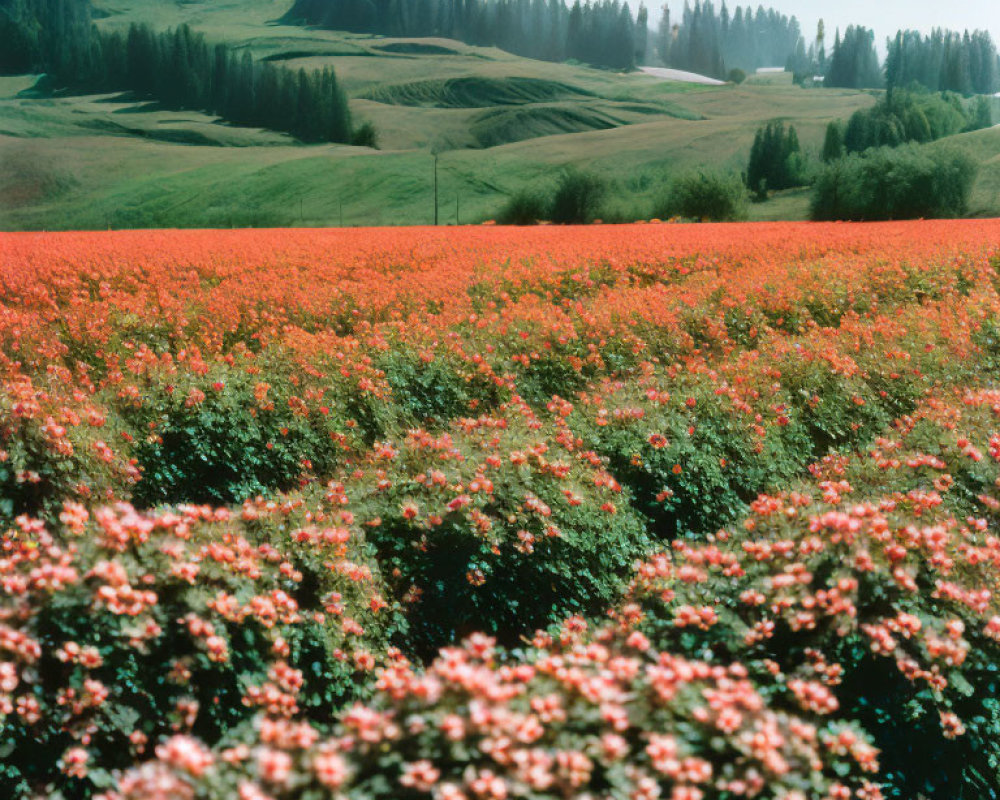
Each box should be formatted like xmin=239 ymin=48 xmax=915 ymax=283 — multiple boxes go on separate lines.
xmin=328 ymin=406 xmax=651 ymax=656
xmin=104 ymin=623 xmax=881 ymax=800
xmin=0 ymin=498 xmax=394 ymax=797
xmin=1 ymin=221 xmax=1000 ymax=797
xmin=620 ymin=390 xmax=1000 ymax=797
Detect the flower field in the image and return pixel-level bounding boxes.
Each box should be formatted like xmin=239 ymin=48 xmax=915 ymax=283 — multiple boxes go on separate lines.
xmin=2 ymin=221 xmax=1000 ymax=799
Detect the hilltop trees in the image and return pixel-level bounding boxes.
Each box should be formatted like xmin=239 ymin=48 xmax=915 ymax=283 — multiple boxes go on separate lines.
xmin=0 ymin=0 xmax=356 ymax=143
xmin=886 ymin=28 xmax=1000 ymax=96
xmin=824 ymin=24 xmax=999 ymax=95
xmin=663 ymin=0 xmax=726 ymax=78
xmin=825 ymin=25 xmax=881 ymax=88
xmin=653 ymin=2 xmax=805 ymax=79
xmin=287 ymin=0 xmax=820 ymax=78
xmin=745 ymin=120 xmax=806 ymax=196
xmin=288 ymin=0 xmax=644 ymax=70
xmin=841 ymin=91 xmax=985 ymax=155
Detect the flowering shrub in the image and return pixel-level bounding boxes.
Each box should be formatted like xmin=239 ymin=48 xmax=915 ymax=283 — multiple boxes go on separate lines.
xmin=123 ymin=354 xmax=356 ymax=507
xmin=330 ymin=406 xmax=651 ymax=655
xmin=0 ymin=373 xmax=139 ymax=524
xmin=2 ymin=222 xmax=1000 ymax=797
xmin=620 ymin=390 xmax=1000 ymax=797
xmin=104 ymin=624 xmax=881 ymax=800
xmin=0 ymin=499 xmax=394 ymax=797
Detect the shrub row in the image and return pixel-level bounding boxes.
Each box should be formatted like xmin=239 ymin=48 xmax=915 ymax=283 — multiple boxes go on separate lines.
xmin=95 ymin=386 xmax=1000 ymax=800
xmin=2 ymin=225 xmax=999 ymax=795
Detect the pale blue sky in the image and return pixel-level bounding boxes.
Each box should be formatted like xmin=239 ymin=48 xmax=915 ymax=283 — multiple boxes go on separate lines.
xmin=639 ymin=1 xmax=1000 ymax=48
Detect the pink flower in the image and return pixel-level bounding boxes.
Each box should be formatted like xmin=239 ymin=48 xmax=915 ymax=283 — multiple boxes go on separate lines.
xmin=256 ymin=747 xmax=292 ymax=785
xmin=313 ymin=747 xmax=348 ymax=789
xmin=155 ymin=735 xmax=214 ymax=778
xmin=400 ymin=760 xmax=441 ymax=792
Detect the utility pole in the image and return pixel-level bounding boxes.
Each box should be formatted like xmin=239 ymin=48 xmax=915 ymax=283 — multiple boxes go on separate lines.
xmin=433 ymin=152 xmax=439 ymax=226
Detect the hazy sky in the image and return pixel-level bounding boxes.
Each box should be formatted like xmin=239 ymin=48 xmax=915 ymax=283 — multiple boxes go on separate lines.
xmin=636 ymin=1 xmax=1000 ymax=49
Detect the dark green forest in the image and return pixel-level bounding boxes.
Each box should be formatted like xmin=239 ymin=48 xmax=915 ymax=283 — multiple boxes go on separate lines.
xmin=286 ymin=0 xmax=648 ymax=70
xmin=0 ymin=0 xmax=355 ymax=143
xmin=654 ymin=2 xmax=804 ymax=78
xmin=286 ymin=0 xmax=1000 ymax=92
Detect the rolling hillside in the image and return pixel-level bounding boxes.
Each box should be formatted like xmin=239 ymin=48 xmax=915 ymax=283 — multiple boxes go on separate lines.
xmin=1 ymin=0 xmax=997 ymax=229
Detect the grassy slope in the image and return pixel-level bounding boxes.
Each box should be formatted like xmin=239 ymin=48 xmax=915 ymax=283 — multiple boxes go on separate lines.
xmin=935 ymin=126 xmax=1000 ymax=217
xmin=0 ymin=0 xmax=996 ymax=229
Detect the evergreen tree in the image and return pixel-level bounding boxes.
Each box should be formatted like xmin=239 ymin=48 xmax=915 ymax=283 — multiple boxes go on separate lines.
xmin=842 ymin=90 xmax=979 ymax=155
xmin=0 ymin=0 xmax=356 ymax=143
xmin=282 ymin=0 xmax=641 ymax=71
xmin=746 ymin=120 xmax=805 ymax=196
xmin=825 ymin=25 xmax=881 ymax=89
xmin=882 ymin=27 xmax=998 ymax=95
xmin=967 ymin=95 xmax=993 ymax=131
xmin=816 ymin=19 xmax=825 ymax=71
xmin=821 ymin=121 xmax=844 ymax=162
xmin=655 ymin=4 xmax=671 ymax=65
xmin=650 ymin=2 xmax=806 ymax=78
xmin=635 ymin=3 xmax=648 ymax=66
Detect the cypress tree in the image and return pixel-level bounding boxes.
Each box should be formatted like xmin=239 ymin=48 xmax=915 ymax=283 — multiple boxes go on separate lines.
xmin=822 ymin=121 xmax=844 ymax=162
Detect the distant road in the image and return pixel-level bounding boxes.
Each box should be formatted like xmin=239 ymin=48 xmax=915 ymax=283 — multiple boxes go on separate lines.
xmin=638 ymin=67 xmax=726 ymax=86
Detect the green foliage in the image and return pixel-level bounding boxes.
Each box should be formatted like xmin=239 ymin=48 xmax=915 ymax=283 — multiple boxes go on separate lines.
xmin=811 ymin=143 xmax=978 ymax=221
xmin=495 ymin=170 xmax=608 ymax=226
xmin=0 ymin=1 xmax=38 ymax=74
xmin=548 ymin=170 xmax=607 ymax=224
xmin=127 ymin=361 xmax=350 ymax=507
xmin=350 ymin=120 xmax=379 ymax=149
xmin=746 ymin=120 xmax=808 ymax=198
xmin=658 ymin=170 xmax=749 ymax=221
xmin=496 ymin=188 xmax=549 ymax=225
xmin=822 ymin=121 xmax=844 ymax=162
xmin=380 ymin=350 xmax=503 ymax=424
xmin=2 ymin=0 xmax=356 ymax=143
xmin=843 ymin=91 xmax=972 ymax=155
xmin=591 ymin=396 xmax=803 ymax=539
xmin=967 ymin=96 xmax=994 ymax=131
xmin=825 ymin=25 xmax=882 ymax=89
xmin=727 ymin=67 xmax=747 ymax=84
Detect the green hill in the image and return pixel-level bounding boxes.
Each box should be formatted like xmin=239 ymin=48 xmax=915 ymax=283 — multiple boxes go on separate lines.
xmin=1 ymin=0 xmax=997 ymax=229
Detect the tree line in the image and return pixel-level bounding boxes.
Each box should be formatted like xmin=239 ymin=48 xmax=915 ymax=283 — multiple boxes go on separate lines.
xmin=288 ymin=0 xmax=809 ymax=77
xmin=286 ymin=0 xmax=647 ymax=71
xmin=744 ymin=109 xmax=985 ymax=223
xmin=283 ymin=0 xmax=999 ymax=96
xmin=656 ymin=6 xmax=999 ymax=93
xmin=0 ymin=0 xmax=358 ymax=144
xmin=886 ymin=29 xmax=999 ymax=96
xmin=792 ymin=23 xmax=999 ymax=92
xmin=654 ymin=2 xmax=803 ymax=79
xmin=822 ymin=91 xmax=993 ymax=160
